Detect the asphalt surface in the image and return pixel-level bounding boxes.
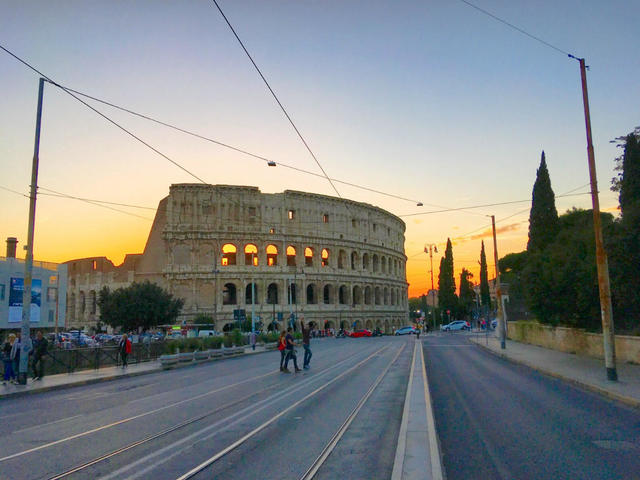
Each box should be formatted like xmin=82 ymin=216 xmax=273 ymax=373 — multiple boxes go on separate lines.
xmin=424 ymin=332 xmax=640 ymax=480
xmin=0 ymin=337 xmax=412 ymax=480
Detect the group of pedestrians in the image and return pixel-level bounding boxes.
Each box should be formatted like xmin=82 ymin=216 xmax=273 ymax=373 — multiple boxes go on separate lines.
xmin=278 ymin=317 xmax=313 ymax=373
xmin=2 ymin=330 xmax=49 ymax=384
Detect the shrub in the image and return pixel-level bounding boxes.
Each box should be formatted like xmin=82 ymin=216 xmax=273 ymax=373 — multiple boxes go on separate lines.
xmin=202 ymin=336 xmax=223 ymax=349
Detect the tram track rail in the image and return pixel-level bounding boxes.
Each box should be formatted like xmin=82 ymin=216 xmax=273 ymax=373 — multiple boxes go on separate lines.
xmin=175 ymin=342 xmax=406 ymax=480
xmin=29 ymin=344 xmax=379 ymax=480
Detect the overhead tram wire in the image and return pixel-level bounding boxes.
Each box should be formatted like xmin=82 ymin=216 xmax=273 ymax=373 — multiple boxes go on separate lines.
xmin=457 ymin=0 xmax=572 ymax=58
xmin=0 ymin=44 xmax=207 ymax=185
xmin=47 ymin=83 xmax=424 ymax=206
xmin=38 ymin=187 xmax=157 ymax=211
xmin=209 ymin=0 xmax=345 ymax=202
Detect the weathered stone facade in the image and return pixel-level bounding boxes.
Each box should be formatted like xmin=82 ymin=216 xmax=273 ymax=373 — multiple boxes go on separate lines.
xmin=65 ymin=184 xmax=409 ymax=332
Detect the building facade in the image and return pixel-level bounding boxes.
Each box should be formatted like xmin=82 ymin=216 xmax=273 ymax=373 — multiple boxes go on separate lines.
xmin=65 ymin=184 xmax=409 ymax=333
xmin=1 ymin=237 xmax=67 ymax=332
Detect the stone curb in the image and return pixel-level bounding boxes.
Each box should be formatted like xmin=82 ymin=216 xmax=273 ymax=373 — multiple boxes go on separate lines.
xmin=470 ymin=338 xmax=640 ymax=410
xmin=0 ymin=343 xmax=283 ymax=400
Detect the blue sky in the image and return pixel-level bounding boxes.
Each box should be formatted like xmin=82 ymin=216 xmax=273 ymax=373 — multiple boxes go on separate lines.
xmin=1 ymin=0 xmax=637 ymax=294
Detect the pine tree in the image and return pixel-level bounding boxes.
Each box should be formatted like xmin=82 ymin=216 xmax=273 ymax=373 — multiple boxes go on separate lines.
xmin=527 ymin=151 xmax=558 ymax=252
xmin=479 ymin=241 xmax=491 ymax=308
xmin=438 ymin=238 xmax=457 ymax=318
xmin=458 ymin=268 xmax=475 ymax=319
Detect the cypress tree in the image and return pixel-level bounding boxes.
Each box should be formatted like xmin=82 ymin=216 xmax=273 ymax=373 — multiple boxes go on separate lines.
xmin=479 ymin=241 xmax=491 ymax=308
xmin=527 ymin=151 xmax=558 ymax=252
xmin=438 ymin=238 xmax=458 ymax=317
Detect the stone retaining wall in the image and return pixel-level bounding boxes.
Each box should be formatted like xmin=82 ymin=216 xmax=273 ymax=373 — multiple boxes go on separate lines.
xmin=508 ymin=321 xmax=640 ymax=364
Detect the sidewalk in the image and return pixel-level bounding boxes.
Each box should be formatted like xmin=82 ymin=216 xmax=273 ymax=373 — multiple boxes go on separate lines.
xmin=469 ymin=334 xmax=640 ymax=408
xmin=0 ymin=344 xmax=271 ymax=400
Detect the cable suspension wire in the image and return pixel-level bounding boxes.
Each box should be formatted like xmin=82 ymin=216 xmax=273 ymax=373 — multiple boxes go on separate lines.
xmin=399 ymin=191 xmax=590 ymax=218
xmin=38 ymin=187 xmax=156 ymax=210
xmin=457 ymin=0 xmax=573 ymax=57
xmin=210 ymin=0 xmax=344 ymax=200
xmin=0 ymin=44 xmax=208 ymax=185
xmin=51 ymin=84 xmax=424 ymax=205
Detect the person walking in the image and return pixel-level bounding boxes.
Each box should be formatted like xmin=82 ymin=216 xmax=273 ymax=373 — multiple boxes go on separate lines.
xmin=31 ymin=331 xmax=48 ymax=380
xmin=300 ymin=318 xmax=313 ymax=370
xmin=119 ymin=334 xmax=132 ymax=368
xmin=283 ymin=327 xmax=301 ymax=373
xmin=10 ymin=332 xmax=21 ymax=382
xmin=2 ymin=334 xmax=16 ymax=385
xmin=249 ymin=330 xmax=257 ymax=351
xmin=278 ymin=330 xmax=287 ymax=372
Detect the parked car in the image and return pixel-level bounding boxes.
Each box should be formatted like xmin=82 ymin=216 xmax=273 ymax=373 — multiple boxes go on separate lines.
xmin=441 ymin=320 xmax=470 ymax=332
xmin=395 ymin=326 xmax=417 ymax=336
xmin=349 ymin=329 xmax=372 ymax=338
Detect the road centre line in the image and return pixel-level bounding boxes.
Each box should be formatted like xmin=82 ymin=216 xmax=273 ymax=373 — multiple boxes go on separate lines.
xmin=173 ymin=343 xmax=395 ymax=480
xmin=98 ymin=343 xmax=389 ymax=480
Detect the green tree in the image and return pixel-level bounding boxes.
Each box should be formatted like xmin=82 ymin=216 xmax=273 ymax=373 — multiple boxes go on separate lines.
xmin=527 ymin=151 xmax=558 ymax=252
xmin=458 ymin=268 xmax=475 ymax=319
xmin=98 ymin=281 xmax=184 ymax=332
xmin=498 ymin=251 xmax=528 ymax=320
xmin=526 ymin=208 xmax=614 ymax=329
xmin=479 ymin=241 xmax=491 ymax=308
xmin=438 ymin=238 xmax=457 ymax=317
xmin=609 ymin=128 xmax=640 ymax=329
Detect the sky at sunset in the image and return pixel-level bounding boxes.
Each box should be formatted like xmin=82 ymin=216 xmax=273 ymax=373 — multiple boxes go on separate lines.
xmin=1 ymin=1 xmax=637 ymax=297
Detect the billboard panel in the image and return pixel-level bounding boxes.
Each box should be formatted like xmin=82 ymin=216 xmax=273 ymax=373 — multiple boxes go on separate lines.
xmin=8 ymin=277 xmax=42 ymax=323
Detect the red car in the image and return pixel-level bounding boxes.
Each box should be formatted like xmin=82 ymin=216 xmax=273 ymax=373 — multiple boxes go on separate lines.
xmin=349 ymin=329 xmax=373 ymax=338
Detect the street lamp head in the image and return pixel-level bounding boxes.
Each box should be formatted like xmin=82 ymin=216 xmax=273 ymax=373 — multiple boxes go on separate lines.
xmin=416 ymin=202 xmax=423 ymax=206
xmin=267 ymin=161 xmax=277 ymax=167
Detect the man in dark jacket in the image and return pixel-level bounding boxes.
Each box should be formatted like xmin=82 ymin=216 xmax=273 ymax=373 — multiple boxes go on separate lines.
xmin=31 ymin=331 xmax=48 ymax=380
xmin=300 ymin=318 xmax=313 ymax=370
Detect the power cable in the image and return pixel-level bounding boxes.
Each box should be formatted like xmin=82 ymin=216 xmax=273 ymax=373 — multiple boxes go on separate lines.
xmin=457 ymin=0 xmax=573 ymax=57
xmin=210 ymin=0 xmax=344 ymax=201
xmin=399 ymin=191 xmax=590 ymax=218
xmin=38 ymin=187 xmax=156 ymax=210
xmin=0 ymin=44 xmax=208 ymax=184
xmin=51 ymin=83 xmax=424 ymax=205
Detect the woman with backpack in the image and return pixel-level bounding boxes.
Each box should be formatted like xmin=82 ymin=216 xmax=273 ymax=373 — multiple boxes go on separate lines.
xmin=278 ymin=331 xmax=287 ymax=372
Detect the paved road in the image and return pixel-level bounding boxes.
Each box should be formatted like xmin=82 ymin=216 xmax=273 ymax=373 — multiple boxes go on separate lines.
xmin=0 ymin=337 xmax=412 ymax=480
xmin=424 ymin=332 xmax=640 ymax=480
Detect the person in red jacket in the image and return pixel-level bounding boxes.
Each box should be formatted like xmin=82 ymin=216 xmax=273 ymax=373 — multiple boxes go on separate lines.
xmin=119 ymin=334 xmax=132 ymax=368
xmin=278 ymin=331 xmax=287 ymax=372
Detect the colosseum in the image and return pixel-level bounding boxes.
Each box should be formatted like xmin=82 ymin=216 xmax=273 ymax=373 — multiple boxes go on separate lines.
xmin=65 ymin=184 xmax=409 ymax=333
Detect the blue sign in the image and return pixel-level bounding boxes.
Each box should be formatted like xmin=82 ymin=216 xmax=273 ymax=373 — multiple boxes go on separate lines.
xmin=8 ymin=277 xmax=41 ymax=323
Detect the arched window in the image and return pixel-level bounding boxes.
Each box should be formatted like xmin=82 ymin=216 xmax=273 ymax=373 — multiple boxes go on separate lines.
xmin=339 ymin=285 xmax=349 ymax=305
xmin=381 ymin=257 xmax=387 ymax=274
xmin=372 ymin=254 xmax=379 ymax=273
xmin=321 ymin=248 xmax=330 ymax=267
xmin=384 ymin=287 xmax=389 ymax=305
xmin=266 ymin=244 xmax=278 ymax=266
xmin=323 ymin=284 xmax=332 ymax=304
xmin=221 ymin=244 xmax=237 ymax=266
xmin=375 ymin=286 xmax=381 ymax=305
xmin=267 ymin=283 xmax=278 ymax=304
xmin=245 ymin=283 xmax=258 ymax=304
xmin=304 ymin=247 xmax=313 ymax=267
xmin=362 ymin=253 xmax=369 ymax=270
xmin=364 ymin=286 xmax=372 ymax=305
xmin=338 ymin=250 xmax=347 ymax=269
xmin=353 ymin=285 xmax=362 ymax=305
xmin=351 ymin=251 xmax=359 ymax=270
xmin=244 ymin=244 xmax=258 ymax=266
xmin=287 ymin=245 xmax=296 ymax=266
xmin=306 ymin=284 xmax=317 ymax=304
xmin=223 ymin=283 xmax=237 ymax=305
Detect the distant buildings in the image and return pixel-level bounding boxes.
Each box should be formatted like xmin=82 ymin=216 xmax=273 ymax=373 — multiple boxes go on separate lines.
xmin=64 ymin=184 xmax=410 ymax=333
xmin=0 ymin=237 xmax=67 ymax=332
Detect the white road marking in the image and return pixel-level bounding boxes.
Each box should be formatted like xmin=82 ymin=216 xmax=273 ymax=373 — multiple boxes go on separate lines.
xmin=13 ymin=414 xmax=85 ymax=434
